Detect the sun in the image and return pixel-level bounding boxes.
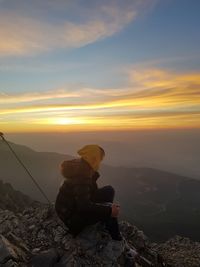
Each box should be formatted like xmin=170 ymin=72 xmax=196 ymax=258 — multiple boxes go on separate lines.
xmin=55 ymin=118 xmax=78 ymax=125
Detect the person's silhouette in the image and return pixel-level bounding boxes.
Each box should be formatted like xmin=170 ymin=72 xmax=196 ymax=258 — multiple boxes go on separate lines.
xmin=55 ymin=144 xmax=122 ymax=240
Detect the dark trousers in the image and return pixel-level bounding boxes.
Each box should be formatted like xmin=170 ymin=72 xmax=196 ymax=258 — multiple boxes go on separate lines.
xmin=68 ymin=185 xmax=121 ymax=240
xmin=91 ymin=185 xmax=121 ymax=240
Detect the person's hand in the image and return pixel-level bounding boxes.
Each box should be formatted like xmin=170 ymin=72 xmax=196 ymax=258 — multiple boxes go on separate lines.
xmin=111 ymin=203 xmax=120 ymax=217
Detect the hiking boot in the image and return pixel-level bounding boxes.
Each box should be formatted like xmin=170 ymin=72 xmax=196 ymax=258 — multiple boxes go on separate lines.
xmin=123 ymin=239 xmax=139 ymax=267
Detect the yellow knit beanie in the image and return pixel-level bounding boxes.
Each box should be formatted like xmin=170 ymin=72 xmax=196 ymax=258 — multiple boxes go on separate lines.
xmin=77 ymin=144 xmax=105 ymax=171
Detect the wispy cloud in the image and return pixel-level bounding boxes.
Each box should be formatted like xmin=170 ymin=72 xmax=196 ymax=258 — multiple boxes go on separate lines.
xmin=0 ymin=89 xmax=80 ymax=104
xmin=0 ymin=0 xmax=154 ymax=56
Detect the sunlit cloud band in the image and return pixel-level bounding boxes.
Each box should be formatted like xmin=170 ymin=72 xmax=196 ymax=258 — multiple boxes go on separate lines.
xmin=1 ymin=68 xmax=200 ymax=132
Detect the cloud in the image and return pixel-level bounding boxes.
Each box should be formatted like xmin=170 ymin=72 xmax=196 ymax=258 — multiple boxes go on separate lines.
xmin=1 ymin=68 xmax=200 ymax=110
xmin=127 ymin=68 xmax=200 ymax=107
xmin=0 ymin=89 xmax=81 ymax=104
xmin=1 ymin=67 xmax=200 ymax=131
xmin=0 ymin=0 xmax=154 ymax=56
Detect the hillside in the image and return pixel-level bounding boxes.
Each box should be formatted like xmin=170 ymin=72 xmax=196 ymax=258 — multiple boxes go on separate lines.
xmin=100 ymin=166 xmax=200 ymax=241
xmin=8 ymin=130 xmax=200 ymax=179
xmin=0 ymin=140 xmax=73 ymax=202
xmin=1 ymin=141 xmax=200 ymax=241
xmin=0 ymin=180 xmax=37 ymax=212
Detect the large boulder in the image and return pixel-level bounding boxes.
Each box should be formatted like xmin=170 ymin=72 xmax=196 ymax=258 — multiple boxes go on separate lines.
xmin=0 ymin=235 xmax=26 ymax=266
xmin=28 ymin=248 xmax=60 ymax=267
xmin=28 ymin=222 xmax=127 ymax=267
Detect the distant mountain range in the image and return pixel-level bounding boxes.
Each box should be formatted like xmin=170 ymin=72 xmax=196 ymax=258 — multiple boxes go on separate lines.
xmin=1 ymin=140 xmax=200 ymax=241
xmin=7 ymin=130 xmax=200 ymax=179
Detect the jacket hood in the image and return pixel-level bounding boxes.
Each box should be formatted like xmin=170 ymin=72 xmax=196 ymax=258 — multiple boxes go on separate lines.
xmin=60 ymin=158 xmax=99 ymax=180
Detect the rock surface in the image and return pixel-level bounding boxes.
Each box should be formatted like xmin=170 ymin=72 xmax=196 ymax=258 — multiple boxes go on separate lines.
xmin=153 ymin=236 xmax=200 ymax=267
xmin=0 ymin=204 xmax=164 ymax=267
xmin=0 ymin=181 xmax=200 ymax=266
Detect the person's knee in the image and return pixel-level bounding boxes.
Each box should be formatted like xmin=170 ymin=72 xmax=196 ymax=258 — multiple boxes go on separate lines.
xmin=105 ymin=185 xmax=115 ymax=198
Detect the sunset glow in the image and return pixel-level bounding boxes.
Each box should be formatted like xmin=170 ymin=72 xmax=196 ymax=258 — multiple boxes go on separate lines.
xmin=0 ymin=1 xmax=199 ymax=133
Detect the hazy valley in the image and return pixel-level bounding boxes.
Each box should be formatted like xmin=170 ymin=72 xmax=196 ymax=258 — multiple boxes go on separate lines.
xmin=1 ymin=140 xmax=200 ymax=242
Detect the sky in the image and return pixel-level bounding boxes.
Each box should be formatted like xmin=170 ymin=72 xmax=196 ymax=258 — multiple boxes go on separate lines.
xmin=0 ymin=0 xmax=200 ymax=133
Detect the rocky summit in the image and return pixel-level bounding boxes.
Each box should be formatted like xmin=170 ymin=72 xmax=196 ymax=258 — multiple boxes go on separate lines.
xmin=0 ymin=181 xmax=200 ymax=267
xmin=0 ymin=203 xmax=160 ymax=267
xmin=0 ymin=204 xmax=199 ymax=267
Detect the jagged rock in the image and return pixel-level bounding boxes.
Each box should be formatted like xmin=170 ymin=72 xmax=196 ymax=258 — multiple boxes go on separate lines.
xmin=120 ymin=221 xmax=149 ymax=251
xmin=0 ymin=235 xmax=18 ymax=264
xmin=28 ymin=248 xmax=60 ymax=267
xmin=0 ymin=234 xmax=26 ymax=266
xmin=6 ymin=232 xmax=29 ymax=253
xmin=1 ymin=259 xmax=19 ymax=267
xmin=153 ymin=235 xmax=200 ymax=267
xmin=56 ymin=223 xmax=126 ymax=266
xmin=1 ymin=183 xmax=200 ymax=267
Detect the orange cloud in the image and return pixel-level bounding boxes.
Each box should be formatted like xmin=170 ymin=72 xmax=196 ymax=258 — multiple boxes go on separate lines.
xmin=1 ymin=68 xmax=200 ymax=132
xmin=123 ymin=68 xmax=200 ymax=108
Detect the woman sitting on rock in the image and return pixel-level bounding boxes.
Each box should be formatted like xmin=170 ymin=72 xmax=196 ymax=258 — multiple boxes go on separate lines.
xmin=55 ymin=144 xmax=122 ymax=241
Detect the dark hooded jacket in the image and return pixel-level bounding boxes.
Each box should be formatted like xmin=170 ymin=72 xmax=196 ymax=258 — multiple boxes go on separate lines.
xmin=55 ymin=158 xmax=112 ymax=233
